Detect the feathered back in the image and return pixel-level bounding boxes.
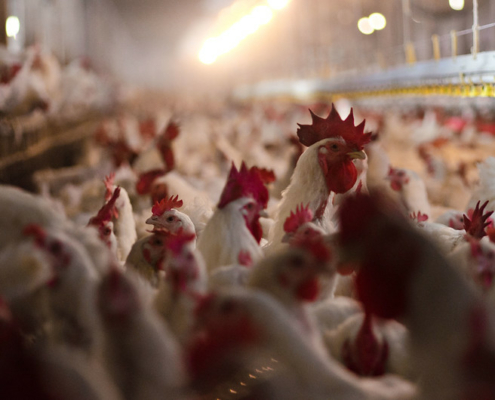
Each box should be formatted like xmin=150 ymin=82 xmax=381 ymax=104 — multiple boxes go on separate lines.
xmin=297 ymin=104 xmax=371 ymax=149
xmin=217 ymin=162 xmax=268 ymax=210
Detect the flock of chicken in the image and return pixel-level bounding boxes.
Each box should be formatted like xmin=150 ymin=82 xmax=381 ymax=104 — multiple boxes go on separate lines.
xmin=2 ymin=96 xmax=495 ymax=400
xmin=0 ymin=46 xmax=117 ymax=121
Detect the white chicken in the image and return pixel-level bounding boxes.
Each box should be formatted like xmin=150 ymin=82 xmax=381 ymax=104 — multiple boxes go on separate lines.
xmin=269 ymin=105 xmax=370 ymax=247
xmin=22 ymin=224 xmax=103 ymax=357
xmin=97 ymin=268 xmax=186 ymax=400
xmin=103 ymin=176 xmax=137 ymax=263
xmin=249 ymin=241 xmax=333 ymax=351
xmin=467 ymin=156 xmax=495 ymax=213
xmin=187 ymin=288 xmax=416 ymax=400
xmin=197 ymin=162 xmax=269 ymax=272
xmin=154 ymin=231 xmax=207 ymax=344
xmin=323 ymin=311 xmax=414 ymax=380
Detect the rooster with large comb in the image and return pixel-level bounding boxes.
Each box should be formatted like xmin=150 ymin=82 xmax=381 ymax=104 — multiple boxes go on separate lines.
xmin=197 ymin=162 xmax=269 ymax=272
xmin=269 ymin=104 xmax=371 ymax=249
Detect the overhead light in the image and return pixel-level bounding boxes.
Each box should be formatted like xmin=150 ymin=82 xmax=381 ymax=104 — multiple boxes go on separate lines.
xmin=369 ymin=13 xmax=386 ymax=30
xmin=198 ymin=38 xmax=219 ymax=64
xmin=199 ymin=3 xmax=278 ymax=64
xmin=251 ymin=5 xmax=273 ymax=25
xmin=5 ymin=16 xmax=20 ymax=39
xmin=357 ymin=17 xmax=374 ymax=35
xmin=267 ymin=0 xmax=290 ymax=10
xmin=449 ymin=0 xmax=464 ymax=11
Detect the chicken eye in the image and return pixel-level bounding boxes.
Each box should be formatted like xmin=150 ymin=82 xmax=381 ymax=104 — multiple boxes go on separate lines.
xmin=166 ymin=216 xmax=175 ymax=223
xmin=103 ymin=227 xmax=112 ymax=236
xmin=397 ymin=171 xmax=405 ymax=177
xmin=330 ymin=144 xmax=339 ymax=152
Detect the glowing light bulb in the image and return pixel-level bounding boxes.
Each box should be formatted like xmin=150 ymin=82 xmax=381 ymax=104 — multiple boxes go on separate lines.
xmin=357 ymin=17 xmax=374 ymax=35
xmin=449 ymin=0 xmax=464 ymax=10
xmin=267 ymin=0 xmax=289 ymax=10
xmin=6 ymin=16 xmax=20 ymax=38
xmin=369 ymin=13 xmax=386 ymax=30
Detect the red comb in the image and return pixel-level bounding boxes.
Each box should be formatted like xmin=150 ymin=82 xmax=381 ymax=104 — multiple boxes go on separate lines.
xmin=297 ymin=104 xmax=371 ymax=149
xmin=22 ymin=224 xmax=47 ymax=247
xmin=217 ymin=162 xmax=269 ymax=209
xmin=156 ymin=122 xmax=180 ymax=171
xmin=409 ymin=211 xmax=429 ymax=223
xmin=104 ymin=173 xmax=115 ymax=201
xmin=284 ymin=203 xmax=314 ymax=233
xmin=151 ymin=195 xmax=183 ymax=216
xmin=88 ymin=187 xmax=121 ymax=228
xmin=252 ymin=167 xmax=276 ymax=184
xmin=162 ymin=121 xmax=180 ymax=141
xmin=342 ymin=311 xmax=389 ymax=377
xmin=464 ymin=201 xmax=494 ymax=239
xmin=136 ymin=169 xmax=167 ymax=195
xmin=166 ymin=230 xmax=196 ymax=256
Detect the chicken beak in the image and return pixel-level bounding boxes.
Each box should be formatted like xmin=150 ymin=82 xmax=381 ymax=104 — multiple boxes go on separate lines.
xmin=145 ymin=216 xmax=159 ymax=226
xmin=347 ymin=150 xmax=366 ymax=160
xmin=259 ymin=209 xmax=269 ymax=218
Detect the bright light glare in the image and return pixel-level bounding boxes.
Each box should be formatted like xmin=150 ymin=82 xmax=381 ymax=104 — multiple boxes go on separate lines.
xmin=357 ymin=17 xmax=374 ymax=35
xmin=267 ymin=0 xmax=290 ymax=10
xmin=369 ymin=13 xmax=386 ymax=30
xmin=198 ymin=38 xmax=218 ymax=64
xmin=199 ymin=5 xmax=276 ymax=64
xmin=6 ymin=16 xmax=20 ymax=38
xmin=251 ymin=6 xmax=273 ymax=25
xmin=449 ymin=0 xmax=464 ymax=10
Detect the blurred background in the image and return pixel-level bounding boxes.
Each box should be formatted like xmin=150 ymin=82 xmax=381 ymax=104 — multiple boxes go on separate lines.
xmin=2 ymin=0 xmax=495 ymax=190
xmin=3 ymin=0 xmax=495 ymax=93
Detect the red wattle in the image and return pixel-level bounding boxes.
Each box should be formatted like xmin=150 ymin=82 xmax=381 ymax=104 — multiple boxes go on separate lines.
xmin=245 ymin=217 xmax=263 ymax=244
xmin=297 ymin=277 xmax=319 ymax=301
xmin=324 ymin=159 xmax=358 ymax=194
